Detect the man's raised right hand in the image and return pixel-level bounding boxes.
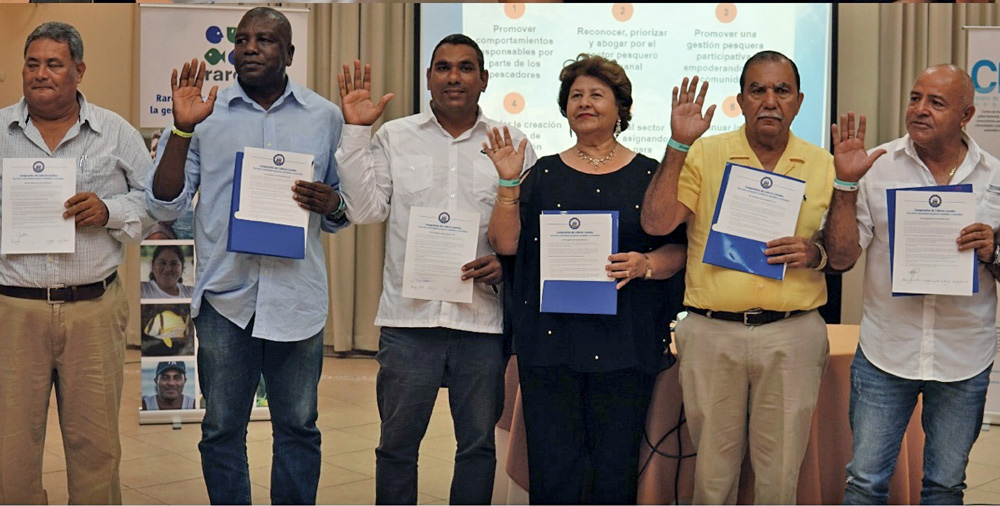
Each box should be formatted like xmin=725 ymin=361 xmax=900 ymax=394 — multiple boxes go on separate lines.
xmin=339 ymin=59 xmax=394 ymax=126
xmin=171 ymin=58 xmax=219 ymax=133
xmin=670 ymin=75 xmax=716 ymax=146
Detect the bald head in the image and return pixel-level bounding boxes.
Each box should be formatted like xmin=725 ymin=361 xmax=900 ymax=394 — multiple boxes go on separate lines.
xmin=918 ymin=64 xmax=975 ymax=109
xmin=240 ymin=7 xmax=292 ymax=47
xmin=905 ymin=64 xmax=976 ymax=149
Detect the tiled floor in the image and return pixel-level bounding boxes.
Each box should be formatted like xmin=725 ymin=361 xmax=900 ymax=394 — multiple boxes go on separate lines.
xmin=35 ymin=349 xmax=1000 ymax=505
xmin=40 ymin=349 xmax=455 ymax=505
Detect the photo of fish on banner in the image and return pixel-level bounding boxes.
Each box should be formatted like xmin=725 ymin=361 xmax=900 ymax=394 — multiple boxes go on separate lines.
xmin=141 ymin=303 xmax=195 ymax=357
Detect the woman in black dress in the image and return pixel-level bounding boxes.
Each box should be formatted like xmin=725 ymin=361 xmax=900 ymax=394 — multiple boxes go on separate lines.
xmin=484 ymin=54 xmax=687 ymax=504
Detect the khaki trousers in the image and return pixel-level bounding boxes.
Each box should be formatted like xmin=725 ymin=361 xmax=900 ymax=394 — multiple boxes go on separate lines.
xmin=0 ymin=279 xmax=127 ymax=505
xmin=674 ymin=310 xmax=829 ymax=505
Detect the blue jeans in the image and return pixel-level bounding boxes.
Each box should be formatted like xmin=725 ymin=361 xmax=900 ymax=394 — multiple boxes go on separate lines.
xmin=844 ymin=346 xmax=991 ymax=505
xmin=375 ymin=327 xmax=505 ymax=505
xmin=194 ymin=299 xmax=324 ymax=505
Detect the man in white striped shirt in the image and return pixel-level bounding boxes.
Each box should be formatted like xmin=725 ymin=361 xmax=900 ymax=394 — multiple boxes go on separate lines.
xmin=0 ymin=22 xmax=154 ymax=505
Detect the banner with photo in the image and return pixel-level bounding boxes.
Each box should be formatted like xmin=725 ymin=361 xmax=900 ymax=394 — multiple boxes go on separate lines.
xmin=138 ymin=239 xmax=270 ymax=424
xmin=138 ymin=239 xmax=203 ymax=424
xmin=969 ymin=26 xmax=1000 ymax=425
xmin=138 ymin=5 xmax=310 ymax=129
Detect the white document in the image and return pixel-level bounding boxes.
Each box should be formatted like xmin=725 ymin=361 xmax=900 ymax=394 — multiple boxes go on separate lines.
xmin=539 ymin=212 xmax=613 ymax=291
xmin=235 ymin=147 xmax=312 ymax=229
xmin=892 ymin=190 xmax=975 ymax=296
xmin=712 ymin=164 xmax=806 ymax=243
xmin=2 ymin=158 xmax=76 ymax=254
xmin=402 ymin=207 xmax=481 ymax=304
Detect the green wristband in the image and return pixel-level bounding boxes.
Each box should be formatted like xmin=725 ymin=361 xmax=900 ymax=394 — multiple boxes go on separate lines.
xmin=667 ymin=138 xmax=690 ymax=153
xmin=498 ymin=177 xmax=520 ymax=187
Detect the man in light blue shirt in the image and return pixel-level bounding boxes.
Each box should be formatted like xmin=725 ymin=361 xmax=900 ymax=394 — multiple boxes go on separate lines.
xmin=146 ymin=7 xmax=347 ymax=505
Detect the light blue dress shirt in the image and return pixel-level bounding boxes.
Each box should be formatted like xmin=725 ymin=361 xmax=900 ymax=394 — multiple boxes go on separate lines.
xmin=146 ymin=79 xmax=347 ymax=342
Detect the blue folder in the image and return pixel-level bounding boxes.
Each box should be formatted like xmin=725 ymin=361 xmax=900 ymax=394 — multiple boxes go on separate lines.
xmin=540 ymin=210 xmax=619 ymax=315
xmin=886 ymin=184 xmax=977 ymax=296
xmin=702 ymin=163 xmax=804 ymax=280
xmin=227 ymin=151 xmax=306 ymax=259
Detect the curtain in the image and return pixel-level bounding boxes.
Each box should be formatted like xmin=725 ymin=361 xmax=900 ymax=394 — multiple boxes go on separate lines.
xmin=876 ymin=3 xmax=1000 ymax=142
xmin=310 ymin=3 xmax=415 ymax=353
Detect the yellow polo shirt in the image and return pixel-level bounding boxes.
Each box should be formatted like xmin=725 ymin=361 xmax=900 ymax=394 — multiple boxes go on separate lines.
xmin=677 ymin=126 xmax=834 ymax=312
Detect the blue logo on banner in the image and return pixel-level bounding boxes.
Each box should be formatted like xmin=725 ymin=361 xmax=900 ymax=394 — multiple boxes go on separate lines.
xmin=568 ymin=218 xmax=581 ymax=230
xmin=929 ymin=194 xmax=942 ymax=208
xmin=972 ymin=59 xmax=997 ymax=94
xmin=32 ymin=161 xmax=44 ymax=173
xmin=438 ymin=212 xmax=451 ymax=224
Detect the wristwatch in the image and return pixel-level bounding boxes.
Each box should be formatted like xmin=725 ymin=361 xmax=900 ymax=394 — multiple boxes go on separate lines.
xmin=991 ymin=244 xmax=1000 ymax=267
xmin=642 ymin=254 xmax=653 ymax=280
xmin=325 ymin=191 xmax=347 ymax=222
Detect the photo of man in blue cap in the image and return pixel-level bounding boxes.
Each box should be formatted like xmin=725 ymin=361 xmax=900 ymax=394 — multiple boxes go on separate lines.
xmin=143 ymin=361 xmax=196 ymax=411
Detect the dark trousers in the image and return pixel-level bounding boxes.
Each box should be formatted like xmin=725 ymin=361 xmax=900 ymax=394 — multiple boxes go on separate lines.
xmin=375 ymin=326 xmax=506 ymax=505
xmin=195 ymin=299 xmax=324 ymax=505
xmin=518 ymin=364 xmax=655 ymax=505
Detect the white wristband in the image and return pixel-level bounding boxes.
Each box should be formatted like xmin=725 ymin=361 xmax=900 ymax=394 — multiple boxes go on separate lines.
xmin=833 ymin=178 xmax=859 ymax=192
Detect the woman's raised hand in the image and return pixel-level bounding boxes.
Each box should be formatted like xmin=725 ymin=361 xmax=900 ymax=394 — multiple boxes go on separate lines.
xmin=482 ymin=126 xmax=528 ymax=181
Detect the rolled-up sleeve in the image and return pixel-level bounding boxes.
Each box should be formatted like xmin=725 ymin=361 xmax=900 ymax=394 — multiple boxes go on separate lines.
xmin=146 ymin=126 xmax=201 ymax=222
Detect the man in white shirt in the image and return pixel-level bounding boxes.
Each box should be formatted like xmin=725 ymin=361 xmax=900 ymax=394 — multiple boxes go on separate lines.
xmin=825 ymin=64 xmax=1000 ymax=504
xmin=335 ymin=34 xmax=536 ymax=504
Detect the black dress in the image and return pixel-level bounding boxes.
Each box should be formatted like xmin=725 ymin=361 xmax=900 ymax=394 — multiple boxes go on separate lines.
xmin=505 ymin=152 xmax=687 ymax=504
xmin=510 ymin=153 xmax=686 ymax=375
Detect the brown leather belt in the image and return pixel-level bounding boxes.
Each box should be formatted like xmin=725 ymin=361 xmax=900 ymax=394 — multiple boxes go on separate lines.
xmin=0 ymin=272 xmax=117 ymax=303
xmin=685 ymin=306 xmax=806 ymax=326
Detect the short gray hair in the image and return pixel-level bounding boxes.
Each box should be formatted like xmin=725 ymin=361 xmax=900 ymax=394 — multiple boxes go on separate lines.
xmin=24 ymin=22 xmax=84 ymax=63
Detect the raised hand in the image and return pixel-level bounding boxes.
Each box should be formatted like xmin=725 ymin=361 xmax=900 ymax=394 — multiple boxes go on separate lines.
xmin=482 ymin=126 xmax=528 ymax=181
xmin=171 ymin=58 xmax=218 ymax=132
xmin=338 ymin=59 xmax=394 ymax=126
xmin=670 ymin=76 xmax=716 ymax=146
xmin=831 ymin=112 xmax=886 ymax=183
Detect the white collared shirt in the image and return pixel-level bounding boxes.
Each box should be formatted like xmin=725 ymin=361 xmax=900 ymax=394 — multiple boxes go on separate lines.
xmin=336 ymin=110 xmax=537 ymax=334
xmin=855 ymin=134 xmax=1000 ymax=381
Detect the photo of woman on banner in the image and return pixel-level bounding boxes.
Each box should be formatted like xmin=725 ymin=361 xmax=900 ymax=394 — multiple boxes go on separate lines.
xmin=140 ymin=244 xmax=195 ymax=299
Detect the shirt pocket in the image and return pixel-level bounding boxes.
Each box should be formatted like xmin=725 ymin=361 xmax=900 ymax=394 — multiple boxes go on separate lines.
xmin=472 ymin=160 xmax=498 ymax=203
xmin=391 ymin=155 xmax=433 ymax=206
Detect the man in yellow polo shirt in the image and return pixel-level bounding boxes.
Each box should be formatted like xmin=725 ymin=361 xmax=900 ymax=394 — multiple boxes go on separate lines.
xmin=641 ymin=50 xmax=834 ymax=504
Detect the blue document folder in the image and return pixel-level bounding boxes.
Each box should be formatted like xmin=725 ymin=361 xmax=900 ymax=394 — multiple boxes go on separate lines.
xmin=227 ymin=152 xmax=306 ymax=259
xmin=540 ymin=210 xmax=619 ymax=315
xmin=886 ymin=184 xmax=977 ymax=296
xmin=702 ymin=163 xmax=804 ymax=280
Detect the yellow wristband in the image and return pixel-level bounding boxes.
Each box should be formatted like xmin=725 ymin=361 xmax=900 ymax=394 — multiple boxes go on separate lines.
xmin=171 ymin=125 xmax=194 ymax=139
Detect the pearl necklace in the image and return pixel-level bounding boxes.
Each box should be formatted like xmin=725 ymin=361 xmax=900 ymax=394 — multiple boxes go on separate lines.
xmin=576 ymin=143 xmax=618 ymax=171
